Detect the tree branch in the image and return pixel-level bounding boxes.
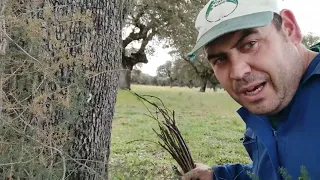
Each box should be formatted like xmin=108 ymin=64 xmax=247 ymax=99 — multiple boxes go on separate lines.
xmin=137 ymin=28 xmax=156 ymax=54
xmin=0 ymin=0 xmax=7 ymax=15
xmin=122 ymin=4 xmax=150 ymax=48
xmin=182 ymin=56 xmax=200 ymax=75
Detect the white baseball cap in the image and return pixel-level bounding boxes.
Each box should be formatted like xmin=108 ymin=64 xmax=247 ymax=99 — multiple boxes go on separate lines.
xmin=187 ymin=0 xmax=281 ymax=60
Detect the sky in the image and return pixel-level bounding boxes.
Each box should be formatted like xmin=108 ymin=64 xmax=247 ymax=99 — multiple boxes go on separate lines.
xmin=140 ymin=0 xmax=320 ymax=76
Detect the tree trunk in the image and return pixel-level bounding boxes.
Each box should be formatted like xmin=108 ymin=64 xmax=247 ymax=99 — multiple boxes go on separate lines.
xmin=0 ymin=1 xmax=6 ymax=55
xmin=69 ymin=1 xmax=124 ymax=179
xmin=0 ymin=0 xmax=7 ymax=121
xmin=30 ymin=0 xmax=125 ymax=179
xmin=212 ymin=85 xmax=217 ymax=92
xmin=119 ymin=68 xmax=131 ymax=90
xmin=199 ymin=76 xmax=207 ymax=92
xmin=169 ymin=77 xmax=173 ymax=88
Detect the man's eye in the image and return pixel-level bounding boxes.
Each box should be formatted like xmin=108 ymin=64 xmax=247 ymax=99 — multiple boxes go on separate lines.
xmin=242 ymin=41 xmax=257 ymax=50
xmin=211 ymin=57 xmax=226 ymax=65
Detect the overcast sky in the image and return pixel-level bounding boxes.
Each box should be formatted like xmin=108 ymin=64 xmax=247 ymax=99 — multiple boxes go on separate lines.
xmin=140 ymin=0 xmax=320 ymax=76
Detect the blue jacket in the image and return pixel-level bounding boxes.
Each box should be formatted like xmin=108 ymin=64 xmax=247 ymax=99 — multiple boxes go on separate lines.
xmin=213 ymin=44 xmax=320 ymax=180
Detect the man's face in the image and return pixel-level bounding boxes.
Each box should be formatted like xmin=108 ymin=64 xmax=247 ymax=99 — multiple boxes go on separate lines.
xmin=205 ymin=22 xmax=304 ymax=115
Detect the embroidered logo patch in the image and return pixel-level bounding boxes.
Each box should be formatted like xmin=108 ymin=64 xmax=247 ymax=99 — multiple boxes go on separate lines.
xmin=205 ymin=0 xmax=238 ymax=22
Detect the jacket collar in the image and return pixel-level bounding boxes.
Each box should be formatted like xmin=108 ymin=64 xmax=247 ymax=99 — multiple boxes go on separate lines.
xmin=302 ymin=42 xmax=320 ymax=82
xmin=301 ymin=52 xmax=320 ymax=84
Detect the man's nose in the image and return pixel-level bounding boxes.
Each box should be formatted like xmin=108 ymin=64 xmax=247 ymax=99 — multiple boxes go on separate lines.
xmin=229 ymin=56 xmax=251 ymax=80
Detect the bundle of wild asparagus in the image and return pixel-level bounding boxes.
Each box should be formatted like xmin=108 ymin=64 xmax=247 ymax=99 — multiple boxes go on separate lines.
xmin=131 ymin=91 xmax=196 ymax=175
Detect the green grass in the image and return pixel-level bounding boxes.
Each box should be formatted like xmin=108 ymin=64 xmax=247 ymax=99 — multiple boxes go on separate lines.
xmin=109 ymin=85 xmax=252 ymax=179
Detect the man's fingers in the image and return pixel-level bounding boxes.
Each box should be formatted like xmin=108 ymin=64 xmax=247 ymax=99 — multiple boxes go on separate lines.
xmin=182 ymin=169 xmax=203 ymax=180
xmin=181 ymin=165 xmax=213 ymax=180
xmin=181 ymin=169 xmax=195 ymax=180
xmin=194 ymin=163 xmax=210 ymax=169
xmin=176 ymin=164 xmax=199 ymax=176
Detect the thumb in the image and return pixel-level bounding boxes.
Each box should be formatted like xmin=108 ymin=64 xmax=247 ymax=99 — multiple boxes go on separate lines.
xmin=176 ymin=164 xmax=198 ymax=176
xmin=182 ymin=168 xmax=202 ymax=180
xmin=181 ymin=165 xmax=213 ymax=180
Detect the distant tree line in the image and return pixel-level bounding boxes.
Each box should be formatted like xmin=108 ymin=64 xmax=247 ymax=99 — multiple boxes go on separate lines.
xmin=129 ymin=31 xmax=320 ymax=92
xmin=119 ymin=0 xmax=213 ymax=91
xmin=120 ymin=0 xmax=320 ymax=92
xmin=130 ymin=60 xmax=221 ymax=92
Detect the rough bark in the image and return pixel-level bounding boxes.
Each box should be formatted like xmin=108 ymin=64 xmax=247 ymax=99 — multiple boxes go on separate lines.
xmin=0 ymin=0 xmax=7 ymax=121
xmin=70 ymin=1 xmax=123 ymax=179
xmin=29 ymin=0 xmax=124 ymax=179
xmin=0 ymin=0 xmax=6 ymax=55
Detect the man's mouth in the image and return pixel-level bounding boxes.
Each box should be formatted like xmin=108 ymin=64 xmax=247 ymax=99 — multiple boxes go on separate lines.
xmin=245 ymin=82 xmax=266 ymax=96
xmin=238 ymin=82 xmax=266 ymax=97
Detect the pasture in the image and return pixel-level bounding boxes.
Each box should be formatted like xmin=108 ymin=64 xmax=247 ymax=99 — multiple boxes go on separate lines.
xmin=109 ymin=85 xmax=251 ymax=179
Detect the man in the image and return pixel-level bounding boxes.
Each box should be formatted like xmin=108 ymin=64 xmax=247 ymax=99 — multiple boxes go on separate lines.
xmin=183 ymin=0 xmax=320 ymax=179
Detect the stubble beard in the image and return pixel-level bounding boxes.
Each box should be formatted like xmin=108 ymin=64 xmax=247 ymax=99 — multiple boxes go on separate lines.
xmin=236 ymin=51 xmax=304 ymax=116
xmin=264 ymin=48 xmax=305 ymax=116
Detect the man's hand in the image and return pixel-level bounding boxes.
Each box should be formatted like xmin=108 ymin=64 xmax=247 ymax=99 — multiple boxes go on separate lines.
xmin=181 ymin=163 xmax=213 ymax=180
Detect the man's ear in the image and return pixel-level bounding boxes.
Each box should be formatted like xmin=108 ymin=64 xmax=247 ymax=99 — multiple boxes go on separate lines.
xmin=279 ymin=9 xmax=302 ymax=45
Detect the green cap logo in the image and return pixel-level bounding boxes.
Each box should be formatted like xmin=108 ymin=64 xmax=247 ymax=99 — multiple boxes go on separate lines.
xmin=205 ymin=0 xmax=238 ymax=22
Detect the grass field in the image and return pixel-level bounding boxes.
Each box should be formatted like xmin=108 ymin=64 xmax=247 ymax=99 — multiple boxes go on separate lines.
xmin=109 ymin=85 xmax=252 ymax=179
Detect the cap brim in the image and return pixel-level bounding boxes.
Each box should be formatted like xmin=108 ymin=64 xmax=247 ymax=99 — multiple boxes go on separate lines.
xmin=187 ymin=11 xmax=274 ymax=60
